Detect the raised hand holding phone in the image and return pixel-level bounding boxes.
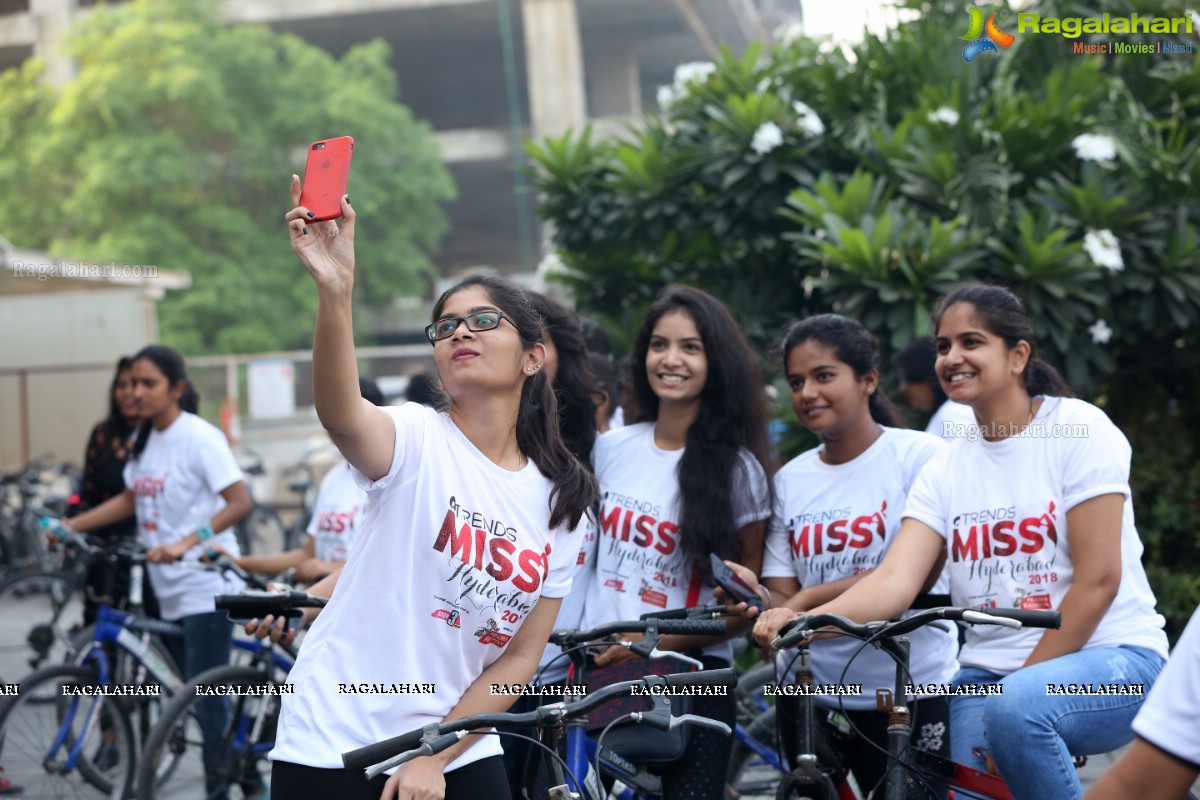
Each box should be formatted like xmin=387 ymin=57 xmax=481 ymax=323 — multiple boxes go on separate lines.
xmin=285 ymin=173 xmax=355 ymax=291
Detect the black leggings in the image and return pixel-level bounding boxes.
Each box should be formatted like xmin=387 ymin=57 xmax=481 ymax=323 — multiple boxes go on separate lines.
xmin=271 ymin=755 xmax=511 ymax=800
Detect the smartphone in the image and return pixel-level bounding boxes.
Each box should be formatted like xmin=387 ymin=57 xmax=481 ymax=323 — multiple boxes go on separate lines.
xmin=710 ymin=554 xmax=764 ymax=611
xmin=299 ymin=136 xmax=354 ymax=221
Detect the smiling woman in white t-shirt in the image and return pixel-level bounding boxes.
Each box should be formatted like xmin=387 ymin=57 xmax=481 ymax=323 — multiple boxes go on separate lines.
xmin=579 ymin=284 xmax=773 ymax=800
xmin=269 ymin=185 xmax=597 ymax=800
xmin=746 ymin=314 xmax=959 ymax=794
xmin=753 ymin=285 xmax=1168 ymax=800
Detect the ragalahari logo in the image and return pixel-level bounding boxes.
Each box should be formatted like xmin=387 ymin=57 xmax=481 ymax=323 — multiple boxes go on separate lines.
xmin=961 ymin=7 xmax=1016 ymax=62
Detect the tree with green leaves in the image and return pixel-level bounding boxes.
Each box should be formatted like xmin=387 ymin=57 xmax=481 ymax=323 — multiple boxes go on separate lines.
xmin=528 ymin=0 xmax=1200 ymax=634
xmin=0 ymin=0 xmax=454 ymax=354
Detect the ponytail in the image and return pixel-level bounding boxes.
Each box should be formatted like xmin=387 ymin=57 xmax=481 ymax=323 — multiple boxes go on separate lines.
xmin=1024 ymin=357 xmax=1073 ymax=398
xmin=180 ymin=380 xmax=200 ymax=414
xmin=867 ymin=391 xmax=906 ymax=428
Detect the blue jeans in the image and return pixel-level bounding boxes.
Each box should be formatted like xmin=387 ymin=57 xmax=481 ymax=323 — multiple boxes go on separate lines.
xmin=166 ymin=611 xmax=234 ymax=797
xmin=950 ymin=646 xmax=1164 ymax=800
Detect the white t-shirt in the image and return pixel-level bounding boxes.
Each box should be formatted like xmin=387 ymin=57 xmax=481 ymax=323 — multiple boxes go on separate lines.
xmin=1133 ymin=605 xmax=1200 ymax=767
xmin=536 ymin=510 xmax=598 ymax=685
xmin=272 ymin=403 xmax=584 ymax=772
xmin=763 ymin=428 xmax=959 ymax=709
xmin=304 ymin=461 xmax=365 ymax=563
xmin=904 ymin=396 xmax=1168 ymax=674
xmin=926 ymin=401 xmax=975 ymax=441
xmin=122 ymin=412 xmax=245 ymax=621
xmin=579 ymin=422 xmax=771 ymax=663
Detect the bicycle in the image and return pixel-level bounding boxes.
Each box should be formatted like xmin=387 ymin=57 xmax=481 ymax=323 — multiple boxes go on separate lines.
xmin=136 ymin=588 xmax=324 ymax=800
xmin=0 ymin=458 xmax=77 ymax=579
xmin=0 ymin=534 xmax=270 ymax=798
xmin=340 ymin=668 xmax=738 ymax=799
xmin=768 ymin=606 xmax=1063 ymax=800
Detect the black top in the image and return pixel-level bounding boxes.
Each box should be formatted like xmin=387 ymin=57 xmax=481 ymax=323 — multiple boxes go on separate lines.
xmin=78 ymin=419 xmax=138 ymax=540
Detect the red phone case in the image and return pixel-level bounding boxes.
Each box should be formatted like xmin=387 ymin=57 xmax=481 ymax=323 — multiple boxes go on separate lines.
xmin=299 ymin=136 xmax=354 ymax=222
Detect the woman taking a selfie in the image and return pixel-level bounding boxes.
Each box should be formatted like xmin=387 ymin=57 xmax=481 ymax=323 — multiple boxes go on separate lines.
xmin=753 ymin=285 xmax=1168 ymax=800
xmin=270 ymin=181 xmax=597 ymax=800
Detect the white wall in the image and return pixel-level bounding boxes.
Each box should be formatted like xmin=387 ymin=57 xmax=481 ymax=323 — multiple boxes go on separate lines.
xmin=0 ymin=288 xmax=154 ymax=469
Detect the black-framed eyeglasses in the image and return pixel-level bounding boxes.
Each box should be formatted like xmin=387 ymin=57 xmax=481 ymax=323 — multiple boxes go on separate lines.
xmin=425 ymin=310 xmax=511 ymax=343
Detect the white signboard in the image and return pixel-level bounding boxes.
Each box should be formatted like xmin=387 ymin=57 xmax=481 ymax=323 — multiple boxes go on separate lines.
xmin=248 ymin=359 xmax=295 ymax=420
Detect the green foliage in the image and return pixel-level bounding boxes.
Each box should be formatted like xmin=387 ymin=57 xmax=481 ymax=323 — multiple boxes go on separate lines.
xmin=529 ymin=0 xmax=1200 ymax=634
xmin=0 ymin=0 xmax=454 ymax=354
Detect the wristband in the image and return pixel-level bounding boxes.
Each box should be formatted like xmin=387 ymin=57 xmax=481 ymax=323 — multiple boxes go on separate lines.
xmin=196 ymin=523 xmax=215 ymax=542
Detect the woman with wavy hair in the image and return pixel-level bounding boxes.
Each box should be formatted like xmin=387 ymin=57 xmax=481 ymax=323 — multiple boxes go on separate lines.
xmin=580 ymin=284 xmax=773 ymax=800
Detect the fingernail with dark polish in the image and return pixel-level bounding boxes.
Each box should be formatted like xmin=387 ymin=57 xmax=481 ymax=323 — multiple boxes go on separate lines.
xmin=345 ymin=196 xmax=350 ymax=206
xmin=306 ymin=211 xmax=315 ymax=219
xmin=302 ymin=227 xmax=309 ymax=235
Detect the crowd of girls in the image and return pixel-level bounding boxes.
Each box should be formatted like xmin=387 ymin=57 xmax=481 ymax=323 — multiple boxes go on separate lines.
xmin=50 ymin=174 xmax=1181 ymax=800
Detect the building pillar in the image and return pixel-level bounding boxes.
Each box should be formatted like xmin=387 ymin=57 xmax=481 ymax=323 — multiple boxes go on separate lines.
xmin=588 ymin=50 xmax=640 ymax=117
xmin=520 ymin=0 xmax=586 ymax=138
xmin=30 ymin=0 xmax=75 ymax=85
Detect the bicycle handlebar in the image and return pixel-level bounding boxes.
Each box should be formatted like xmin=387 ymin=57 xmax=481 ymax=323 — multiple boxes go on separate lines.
xmin=214 ymin=590 xmax=329 ymax=618
xmin=340 ymin=668 xmax=737 ymax=774
xmin=549 ymin=617 xmax=728 ymax=646
xmin=774 ymin=606 xmax=1062 ymax=650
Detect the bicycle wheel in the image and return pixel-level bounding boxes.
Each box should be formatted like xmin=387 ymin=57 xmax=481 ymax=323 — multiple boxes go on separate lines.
xmin=0 ymin=663 xmax=136 ymax=798
xmin=727 ymin=706 xmax=785 ymax=799
xmin=235 ymin=505 xmax=287 ymax=557
xmin=0 ymin=570 xmax=85 ymax=670
xmin=138 ymin=665 xmax=283 ymax=800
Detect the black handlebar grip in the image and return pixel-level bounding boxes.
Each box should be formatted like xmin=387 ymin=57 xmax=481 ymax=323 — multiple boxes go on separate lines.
xmin=213 ymin=592 xmax=303 ymax=619
xmin=342 ymin=727 xmax=429 ymax=771
xmin=661 ymin=668 xmax=736 ymax=688
xmin=654 ymin=619 xmax=728 ymax=637
xmin=978 ymin=608 xmax=1062 ymax=629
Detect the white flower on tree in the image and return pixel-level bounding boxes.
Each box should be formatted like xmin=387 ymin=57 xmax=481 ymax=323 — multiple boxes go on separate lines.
xmin=1071 ymin=132 xmax=1117 ymax=165
xmin=793 ymin=101 xmax=825 ymax=137
xmin=1084 ymin=229 xmax=1124 ymax=271
xmin=929 ymin=107 xmax=960 ymax=126
xmin=673 ymin=61 xmax=716 ymax=90
xmin=751 ymin=122 xmax=785 ymax=155
xmin=1088 ymin=319 xmax=1113 ymax=345
xmin=656 ymin=85 xmax=678 ymax=111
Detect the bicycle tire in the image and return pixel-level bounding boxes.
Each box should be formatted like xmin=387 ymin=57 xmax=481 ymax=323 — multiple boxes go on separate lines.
xmin=727 ymin=706 xmax=784 ymax=799
xmin=0 ymin=663 xmax=136 ymax=798
xmin=137 ymin=664 xmax=284 ymax=800
xmin=0 ymin=570 xmax=85 ymax=669
xmin=236 ymin=504 xmax=287 ymax=557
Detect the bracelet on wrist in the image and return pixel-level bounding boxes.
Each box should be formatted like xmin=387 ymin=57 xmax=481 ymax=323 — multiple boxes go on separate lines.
xmin=758 ymin=584 xmax=773 ymax=610
xmin=196 ymin=523 xmax=215 ymax=542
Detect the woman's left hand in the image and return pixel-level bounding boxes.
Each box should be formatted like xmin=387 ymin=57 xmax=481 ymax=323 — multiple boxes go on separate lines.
xmin=147 ymin=539 xmax=191 ymax=565
xmin=380 ymin=756 xmax=447 ymax=800
xmin=713 ymin=560 xmax=766 ymax=620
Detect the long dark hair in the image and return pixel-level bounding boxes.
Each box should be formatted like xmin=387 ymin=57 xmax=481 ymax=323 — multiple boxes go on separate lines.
xmin=932 ymin=285 xmax=1073 ymax=398
xmin=130 ymin=344 xmax=199 ymax=459
xmin=892 ymin=337 xmax=948 ymax=408
xmin=104 ymin=356 xmax=136 ymax=434
xmin=629 ymin=285 xmax=772 ymax=572
xmin=782 ymin=314 xmax=905 ymax=428
xmin=432 ymin=275 xmax=598 ymax=530
xmin=527 ymin=292 xmax=598 ymax=469
xmin=589 ymin=352 xmax=621 ymax=426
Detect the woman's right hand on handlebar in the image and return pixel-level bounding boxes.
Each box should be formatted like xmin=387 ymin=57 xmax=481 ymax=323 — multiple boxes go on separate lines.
xmin=285 ymin=174 xmax=355 ymax=291
xmin=752 ymin=607 xmax=801 ymax=649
